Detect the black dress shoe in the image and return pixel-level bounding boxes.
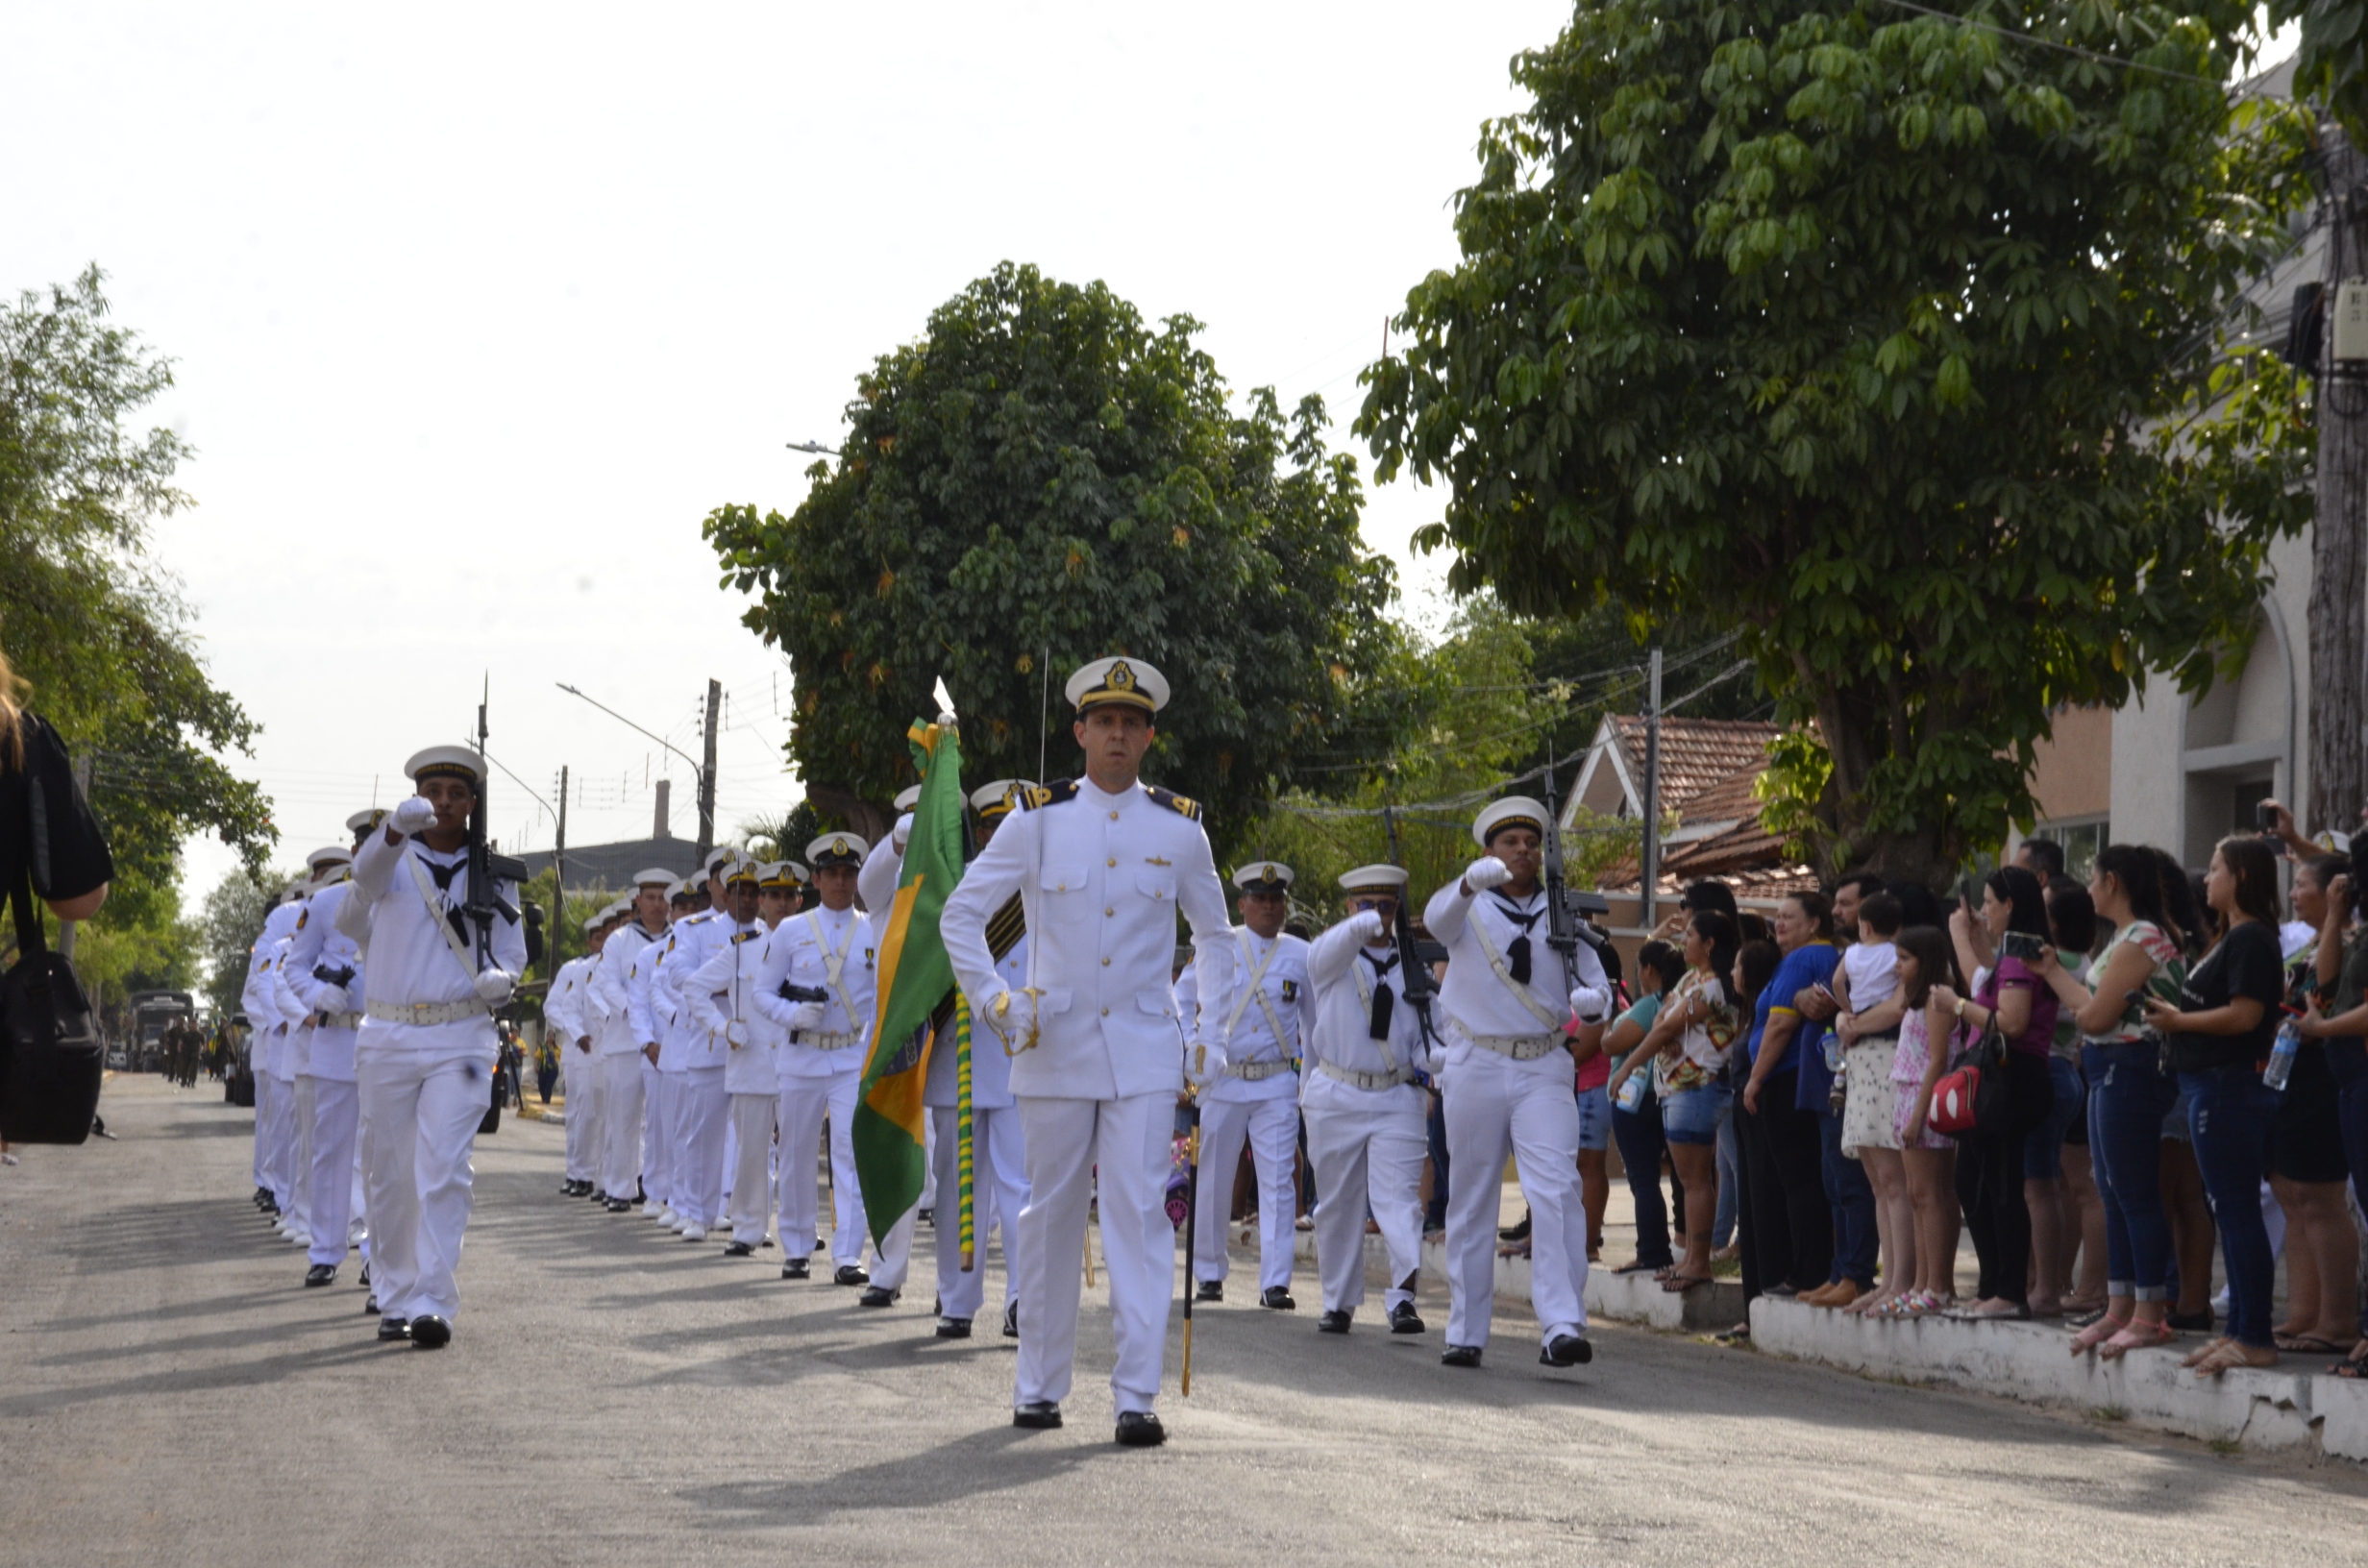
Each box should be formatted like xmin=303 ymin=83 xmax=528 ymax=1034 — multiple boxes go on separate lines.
xmin=408 ymin=1313 xmax=453 ymax=1350
xmin=1260 ymin=1286 xmax=1296 ymax=1311
xmin=1389 ymin=1302 xmax=1426 ymax=1335
xmin=590 ymin=1189 xmax=609 ymax=1204
xmin=1540 ymin=1334 xmax=1593 ymax=1368
xmin=377 ymin=1316 xmax=409 ymax=1342
xmin=1317 ymin=1310 xmax=1352 ymax=1335
xmin=1498 ymin=1212 xmax=1532 ymax=1243
xmin=1441 ymin=1343 xmax=1483 ymax=1368
xmin=858 ymin=1286 xmax=900 ymax=1308
xmin=1002 ymin=1300 xmax=1020 ymax=1338
xmin=1114 ymin=1410 xmax=1166 ymax=1447
xmin=1012 ymin=1401 xmax=1063 ymax=1429
xmin=604 ymin=1198 xmax=632 ymax=1213
xmin=358 ymin=1262 xmax=370 ymax=1288
xmin=305 ymin=1263 xmax=336 ymax=1287
xmin=1195 ymin=1281 xmax=1223 ymax=1303
xmin=723 ymin=1241 xmax=754 ymax=1258
xmin=834 ymin=1264 xmax=869 ymax=1286
xmin=363 ymin=1296 xmax=379 ymax=1315
xmin=781 ymin=1259 xmax=810 ymax=1280
xmin=558 ymin=1181 xmax=578 ymax=1196
xmin=918 ymin=1207 xmax=934 ymax=1225
xmin=936 ymin=1315 xmax=973 ymax=1338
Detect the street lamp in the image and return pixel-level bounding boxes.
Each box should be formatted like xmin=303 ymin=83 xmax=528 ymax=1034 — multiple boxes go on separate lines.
xmin=784 ymin=439 xmax=834 ymax=455
xmin=554 ymin=681 xmax=719 ymax=859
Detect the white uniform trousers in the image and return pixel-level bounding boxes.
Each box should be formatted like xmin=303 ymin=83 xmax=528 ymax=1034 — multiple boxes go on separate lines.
xmin=776 ymin=1066 xmax=866 ymax=1263
xmin=563 ymin=1044 xmax=603 ymax=1185
xmin=1303 ymin=1089 xmax=1427 ymax=1316
xmin=599 ymin=1053 xmax=647 ymax=1202
xmin=259 ymin=1070 xmax=299 ymax=1209
xmin=929 ymin=1103 xmax=1025 ymax=1320
xmin=1193 ymin=1094 xmax=1300 ymax=1291
xmin=647 ymin=1069 xmax=680 ymax=1212
xmin=358 ymin=1051 xmax=490 ymax=1324
xmin=1013 ymin=1092 xmax=1172 ymax=1413
xmin=675 ymin=1066 xmax=729 ymax=1227
xmin=305 ymin=1078 xmax=361 ymax=1267
xmin=287 ymin=1073 xmax=318 ymax=1244
xmin=251 ymin=1067 xmax=274 ymax=1194
xmin=1442 ymin=1049 xmax=1589 ymax=1348
xmin=919 ymin=1113 xmax=940 ymax=1210
xmin=727 ymin=1092 xmax=778 ymax=1244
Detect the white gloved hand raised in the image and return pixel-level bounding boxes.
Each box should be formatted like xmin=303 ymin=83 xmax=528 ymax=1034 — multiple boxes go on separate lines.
xmin=786 ymin=1001 xmax=826 ymax=1034
xmin=1345 ymin=909 xmax=1388 ymax=945
xmin=1568 ymin=985 xmax=1612 ymax=1025
xmin=892 ymin=813 xmax=915 ymax=853
xmin=390 ymin=796 xmax=437 ymax=836
xmin=1463 ymin=855 xmax=1510 ymax=893
xmin=474 ymin=968 xmax=516 ymax=1006
xmin=1183 ymin=1038 xmax=1226 ymax=1090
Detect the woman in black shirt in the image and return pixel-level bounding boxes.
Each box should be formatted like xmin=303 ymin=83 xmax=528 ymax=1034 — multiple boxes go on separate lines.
xmin=2140 ymin=836 xmax=2285 ymax=1376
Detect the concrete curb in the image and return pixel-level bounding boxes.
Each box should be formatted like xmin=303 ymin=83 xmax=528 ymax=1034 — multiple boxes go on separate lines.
xmin=1750 ymin=1298 xmax=2368 ymax=1462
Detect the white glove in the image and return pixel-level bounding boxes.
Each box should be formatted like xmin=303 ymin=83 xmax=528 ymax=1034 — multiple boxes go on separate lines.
xmin=787 ymin=1001 xmax=826 ymax=1034
xmin=892 ymin=812 xmax=915 ymax=852
xmin=1464 ymin=855 xmax=1510 ymax=893
xmin=1568 ymin=985 xmax=1612 ymax=1025
xmin=1184 ymin=1037 xmax=1226 ymax=1090
xmin=341 ymin=983 xmax=367 ymax=1016
xmin=1345 ymin=909 xmax=1387 ymax=944
xmin=390 ymin=796 xmax=437 ymax=836
xmin=474 ymin=968 xmax=516 ymax=1006
xmin=726 ymin=1019 xmax=750 ymax=1049
xmin=988 ymin=988 xmax=1037 ymax=1045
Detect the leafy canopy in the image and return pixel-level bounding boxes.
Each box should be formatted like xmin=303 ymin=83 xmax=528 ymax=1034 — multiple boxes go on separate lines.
xmin=1 ymin=265 xmax=275 ymax=922
xmin=2274 ymin=0 xmax=2368 ymax=142
xmin=707 ymin=262 xmax=1398 ymax=857
xmin=1359 ymin=0 xmax=2314 ymax=881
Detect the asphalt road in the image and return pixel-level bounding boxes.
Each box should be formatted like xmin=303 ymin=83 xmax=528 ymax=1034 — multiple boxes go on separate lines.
xmin=3 ymin=1077 xmax=2363 ymax=1568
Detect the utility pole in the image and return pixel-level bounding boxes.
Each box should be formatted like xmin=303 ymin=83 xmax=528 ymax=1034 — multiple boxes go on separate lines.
xmin=2312 ymin=129 xmax=2368 ymax=838
xmin=553 ymin=764 xmax=569 ymax=969
xmin=697 ymin=678 xmax=721 ymax=862
xmin=1640 ymin=646 xmax=1663 ymax=933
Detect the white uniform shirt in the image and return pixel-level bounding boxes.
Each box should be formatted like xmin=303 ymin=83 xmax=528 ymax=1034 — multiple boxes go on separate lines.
xmin=688 ymin=926 xmax=784 ymax=1095
xmin=1302 ymin=915 xmax=1436 ymax=1108
xmin=1421 ymin=880 xmax=1607 ymax=1076
xmin=1176 ymin=926 xmax=1310 ymax=1104
xmin=241 ymin=901 xmax=304 ymax=1078
xmin=755 ymin=904 xmax=877 ymax=1082
xmin=283 ymin=881 xmax=368 ymax=1083
xmin=654 ymin=909 xmax=732 ymax=1073
xmin=348 ymin=831 xmax=528 ymax=1063
xmin=941 ymin=775 xmax=1234 ymax=1102
xmin=545 ymin=954 xmax=598 ymax=1058
xmin=592 ymin=923 xmax=664 ymax=1056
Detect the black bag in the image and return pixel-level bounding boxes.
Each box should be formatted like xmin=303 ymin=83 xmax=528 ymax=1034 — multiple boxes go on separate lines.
xmin=0 ymin=870 xmax=104 ymax=1144
xmin=1931 ymin=1018 xmax=2012 ymax=1139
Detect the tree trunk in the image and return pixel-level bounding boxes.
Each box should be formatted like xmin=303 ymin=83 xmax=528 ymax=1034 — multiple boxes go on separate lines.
xmin=2311 ymin=135 xmax=2368 ymax=843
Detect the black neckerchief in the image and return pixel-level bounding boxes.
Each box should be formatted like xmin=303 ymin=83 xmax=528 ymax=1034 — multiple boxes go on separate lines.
xmin=1361 ymin=949 xmax=1399 ymax=1041
xmin=1489 ymin=892 xmax=1544 ymax=985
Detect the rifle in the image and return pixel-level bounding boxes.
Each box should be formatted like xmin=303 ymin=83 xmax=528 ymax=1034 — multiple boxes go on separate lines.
xmin=464 ymin=684 xmax=529 ymax=981
xmin=1538 ymin=758 xmax=1617 ymax=991
xmin=310 ymin=965 xmax=357 ymax=989
xmin=1380 ymin=806 xmax=1444 ymax=1066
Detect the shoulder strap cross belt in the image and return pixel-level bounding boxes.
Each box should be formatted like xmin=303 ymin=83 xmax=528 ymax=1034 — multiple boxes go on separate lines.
xmin=1317 ymin=1058 xmax=1416 ymax=1091
xmin=404 ymin=848 xmax=485 ymax=986
xmin=803 ymin=911 xmax=860 ymax=1033
xmin=1466 ymin=906 xmax=1567 ymax=1034
xmin=365 ymin=998 xmax=488 ymax=1027
xmin=1222 ymin=928 xmax=1294 ymax=1060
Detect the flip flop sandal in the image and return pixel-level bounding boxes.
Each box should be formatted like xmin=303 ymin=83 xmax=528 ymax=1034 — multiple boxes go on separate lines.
xmin=2274 ymin=1334 xmax=2346 ymax=1355
xmin=2095 ymin=1318 xmax=2176 ymax=1361
xmin=1662 ymin=1273 xmax=1715 ymax=1293
xmin=2069 ymin=1313 xmax=2131 ymax=1355
xmin=2331 ymin=1349 xmax=2368 ymax=1380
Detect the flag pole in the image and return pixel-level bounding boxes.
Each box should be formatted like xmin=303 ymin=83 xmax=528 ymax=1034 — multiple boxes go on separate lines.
xmin=1180 ymin=1090 xmax=1201 ymax=1396
xmin=956 ymin=993 xmax=976 ymax=1272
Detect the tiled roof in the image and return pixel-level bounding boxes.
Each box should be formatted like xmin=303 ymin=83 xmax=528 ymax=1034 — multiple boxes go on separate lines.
xmin=1592 ymin=764 xmax=1799 ymax=892
xmin=1602 ymin=716 xmax=1784 ymax=812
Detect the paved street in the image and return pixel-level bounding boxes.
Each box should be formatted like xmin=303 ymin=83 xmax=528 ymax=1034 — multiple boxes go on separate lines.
xmin=3 ymin=1077 xmax=2363 ymax=1568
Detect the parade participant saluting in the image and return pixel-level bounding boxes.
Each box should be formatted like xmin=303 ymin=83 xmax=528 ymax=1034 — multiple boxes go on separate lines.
xmin=1301 ymin=864 xmax=1437 ymax=1335
xmin=1425 ymin=796 xmax=1613 ymax=1370
xmin=1177 ymin=861 xmax=1310 ymax=1310
xmin=346 ymin=746 xmax=527 ymax=1349
xmin=942 ymin=656 xmax=1236 ymax=1448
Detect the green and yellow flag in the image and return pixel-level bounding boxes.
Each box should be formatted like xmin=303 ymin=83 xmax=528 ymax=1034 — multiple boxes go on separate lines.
xmin=852 ymin=718 xmax=965 ymax=1249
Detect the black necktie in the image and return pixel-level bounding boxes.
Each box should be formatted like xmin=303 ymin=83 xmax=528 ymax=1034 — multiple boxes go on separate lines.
xmin=423 ymin=855 xmax=470 ymax=945
xmin=1363 ymin=952 xmax=1399 ymax=1041
xmin=1492 ymin=896 xmax=1543 ymax=985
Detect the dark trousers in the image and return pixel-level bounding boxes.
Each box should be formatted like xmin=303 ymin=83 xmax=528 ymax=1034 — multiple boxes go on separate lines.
xmin=1818 ymin=1108 xmax=1879 ymax=1286
xmin=1739 ymin=1071 xmax=1831 ymax=1298
xmin=2183 ymin=1064 xmax=2278 ymax=1347
xmin=1612 ymin=1095 xmax=1680 ymax=1268
xmin=1956 ymin=1049 xmax=2053 ymax=1305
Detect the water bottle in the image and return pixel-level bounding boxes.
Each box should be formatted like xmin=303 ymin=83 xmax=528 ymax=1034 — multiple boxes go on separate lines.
xmin=2264 ymin=1016 xmax=2302 ymax=1093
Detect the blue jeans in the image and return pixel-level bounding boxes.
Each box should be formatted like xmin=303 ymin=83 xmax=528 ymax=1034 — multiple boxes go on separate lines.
xmin=1818 ymin=1107 xmax=1879 ymax=1286
xmin=2084 ymin=1041 xmax=2178 ymax=1302
xmin=2024 ymin=1055 xmax=2084 ymax=1180
xmin=1611 ymin=1094 xmax=1676 ymax=1268
xmin=2182 ymin=1065 xmax=2278 ymax=1347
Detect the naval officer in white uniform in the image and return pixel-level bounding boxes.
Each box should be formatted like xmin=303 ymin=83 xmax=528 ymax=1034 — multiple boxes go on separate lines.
xmin=594 ymin=870 xmax=677 ymax=1211
xmin=942 ymin=656 xmax=1236 ymax=1447
xmin=347 ymin=746 xmax=526 ymax=1349
xmin=546 ymin=913 xmax=608 ymax=1197
xmin=284 ymin=842 xmax=367 ymax=1287
xmin=1423 ymin=796 xmax=1613 ymax=1371
xmin=1176 ymin=861 xmax=1310 ymax=1309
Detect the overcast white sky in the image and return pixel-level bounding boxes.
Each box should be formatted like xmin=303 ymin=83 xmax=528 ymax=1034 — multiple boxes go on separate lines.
xmin=7 ymin=1 xmax=1572 ymax=905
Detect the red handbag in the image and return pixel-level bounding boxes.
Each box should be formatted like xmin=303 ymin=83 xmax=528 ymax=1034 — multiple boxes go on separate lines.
xmin=1928 ymin=1020 xmax=2009 ymax=1138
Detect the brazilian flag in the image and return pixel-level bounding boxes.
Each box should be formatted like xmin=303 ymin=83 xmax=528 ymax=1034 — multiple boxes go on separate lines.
xmin=852 ymin=718 xmax=964 ymax=1248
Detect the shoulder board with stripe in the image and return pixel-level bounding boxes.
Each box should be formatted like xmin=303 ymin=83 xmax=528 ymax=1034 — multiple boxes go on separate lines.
xmin=681 ymin=911 xmax=715 ymax=925
xmin=295 ymin=909 xmax=309 ymax=930
xmin=1146 ymin=785 xmax=1201 ymax=821
xmin=1021 ymin=779 xmax=1079 ymax=811
xmin=732 ymin=929 xmax=761 ymax=944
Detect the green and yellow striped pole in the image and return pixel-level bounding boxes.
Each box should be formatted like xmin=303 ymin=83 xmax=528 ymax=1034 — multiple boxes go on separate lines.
xmin=955 ymin=992 xmax=976 ymax=1271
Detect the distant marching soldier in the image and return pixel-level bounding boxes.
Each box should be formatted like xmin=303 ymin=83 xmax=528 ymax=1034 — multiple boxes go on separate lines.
xmin=636 ymin=876 xmax=704 ymax=1221
xmin=595 ymin=870 xmax=678 ymax=1212
xmin=649 ymin=847 xmax=736 ymax=1237
xmin=860 ymin=779 xmax=1035 ymax=1336
xmin=284 ymin=840 xmax=366 ymax=1287
xmin=755 ymin=832 xmax=879 ymax=1284
xmin=547 ymin=912 xmax=607 ymax=1197
xmin=277 ymin=849 xmax=353 ymax=1255
xmin=1300 ymin=864 xmax=1437 ymax=1335
xmin=1176 ymin=861 xmax=1311 ymax=1310
xmin=674 ymin=856 xmax=760 ymax=1244
xmin=243 ymin=881 xmax=308 ymax=1219
xmin=347 ymin=746 xmax=527 ymax=1349
xmin=690 ymin=860 xmax=788 ymax=1258
xmin=1424 ymin=796 xmax=1615 ymax=1371
xmin=943 ymin=656 xmax=1236 ymax=1447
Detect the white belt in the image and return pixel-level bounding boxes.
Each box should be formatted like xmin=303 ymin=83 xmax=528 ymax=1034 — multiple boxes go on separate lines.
xmin=796 ymin=1031 xmax=860 ymax=1051
xmin=1317 ymin=1059 xmax=1415 ymax=1091
xmin=1227 ymin=1058 xmax=1296 ymax=1082
xmin=365 ymin=998 xmax=487 ymax=1027
xmin=1466 ymin=1031 xmax=1560 ymax=1062
xmin=316 ymin=1011 xmax=363 ymax=1031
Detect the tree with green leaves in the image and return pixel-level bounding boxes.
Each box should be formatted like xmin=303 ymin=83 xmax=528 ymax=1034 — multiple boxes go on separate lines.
xmin=2275 ymin=0 xmax=2368 ymax=141
xmin=1 ymin=265 xmax=275 ymax=924
xmin=197 ymin=866 xmax=292 ymax=1020
xmin=1360 ymin=0 xmax=2315 ymax=883
xmin=706 ymin=262 xmax=1401 ymax=859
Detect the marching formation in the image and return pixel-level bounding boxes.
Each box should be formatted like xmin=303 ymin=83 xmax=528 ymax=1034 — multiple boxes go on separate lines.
xmin=241 ymin=656 xmax=1621 ymax=1444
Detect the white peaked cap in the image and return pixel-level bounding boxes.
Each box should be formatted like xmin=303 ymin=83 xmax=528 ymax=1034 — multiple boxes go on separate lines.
xmin=306 ymin=845 xmax=353 ymax=870
xmin=971 ymin=779 xmax=1033 ymax=816
xmin=1472 ymin=796 xmax=1550 ymax=848
xmin=630 ymin=868 xmax=678 ymax=888
xmin=1065 ymin=655 xmax=1169 ymax=715
xmin=1231 ymin=861 xmax=1295 ymax=894
xmin=806 ymin=833 xmax=869 ymax=868
xmin=894 ymin=784 xmax=923 ymax=811
xmin=405 ymin=745 xmax=485 ymax=785
xmin=1340 ymin=863 xmax=1411 ymax=892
